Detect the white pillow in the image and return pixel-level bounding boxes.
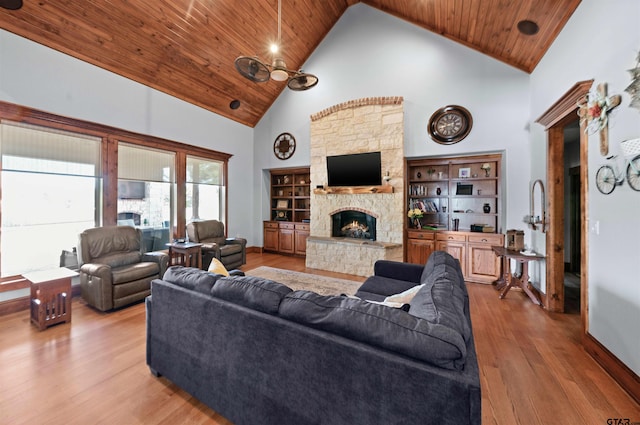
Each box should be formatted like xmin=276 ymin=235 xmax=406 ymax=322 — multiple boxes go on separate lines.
xmin=384 ymin=284 xmax=425 ymax=304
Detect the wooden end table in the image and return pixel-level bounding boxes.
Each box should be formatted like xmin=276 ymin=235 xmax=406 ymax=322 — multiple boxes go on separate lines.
xmin=491 ymin=246 xmax=545 ymax=306
xmin=24 ymin=267 xmax=78 ymax=331
xmin=166 ymin=242 xmax=203 ymax=268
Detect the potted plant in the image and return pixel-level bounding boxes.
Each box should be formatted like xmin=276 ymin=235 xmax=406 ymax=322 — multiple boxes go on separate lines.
xmin=407 ymin=208 xmax=424 ymax=229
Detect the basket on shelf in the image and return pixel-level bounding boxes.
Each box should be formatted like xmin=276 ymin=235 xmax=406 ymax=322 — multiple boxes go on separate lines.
xmin=621 ymin=138 xmax=640 ymax=158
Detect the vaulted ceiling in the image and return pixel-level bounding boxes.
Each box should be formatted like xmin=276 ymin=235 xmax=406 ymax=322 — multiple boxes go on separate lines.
xmin=0 ymin=0 xmax=580 ymax=127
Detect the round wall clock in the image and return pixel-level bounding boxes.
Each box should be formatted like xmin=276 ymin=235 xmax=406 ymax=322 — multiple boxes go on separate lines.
xmin=428 ymin=105 xmax=473 ymax=145
xmin=273 ymin=132 xmax=296 ymax=160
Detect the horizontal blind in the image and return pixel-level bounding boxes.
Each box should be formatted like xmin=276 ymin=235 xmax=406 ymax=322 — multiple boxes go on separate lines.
xmin=118 ymin=142 xmax=175 ymax=183
xmin=186 ymin=155 xmax=223 ymax=185
xmin=0 ymin=120 xmax=101 ymax=176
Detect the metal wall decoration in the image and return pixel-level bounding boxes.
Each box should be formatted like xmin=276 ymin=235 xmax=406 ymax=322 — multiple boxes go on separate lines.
xmin=625 ymin=50 xmax=640 ymax=112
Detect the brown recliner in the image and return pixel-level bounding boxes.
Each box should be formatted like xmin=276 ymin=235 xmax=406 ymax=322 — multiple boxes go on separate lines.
xmin=77 ymin=226 xmax=168 ymax=311
xmin=186 ymin=220 xmax=247 ymax=270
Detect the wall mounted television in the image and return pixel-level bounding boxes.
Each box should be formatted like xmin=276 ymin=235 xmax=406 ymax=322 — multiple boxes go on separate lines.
xmin=326 ymin=151 xmax=382 ymax=187
xmin=118 ymin=180 xmax=146 ymax=199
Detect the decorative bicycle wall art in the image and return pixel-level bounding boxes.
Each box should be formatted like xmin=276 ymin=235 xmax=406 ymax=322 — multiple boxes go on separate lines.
xmin=595 ymin=138 xmax=640 ymax=194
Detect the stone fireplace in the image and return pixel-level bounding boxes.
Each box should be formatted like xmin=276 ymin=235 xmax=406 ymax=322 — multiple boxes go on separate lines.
xmin=305 ymin=97 xmax=405 ymax=277
xmin=331 ymin=208 xmax=377 ymax=240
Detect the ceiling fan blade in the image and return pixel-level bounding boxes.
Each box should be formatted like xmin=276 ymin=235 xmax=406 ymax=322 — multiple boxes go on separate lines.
xmin=234 ymin=56 xmax=270 ymax=83
xmin=287 ymin=72 xmax=319 ymax=91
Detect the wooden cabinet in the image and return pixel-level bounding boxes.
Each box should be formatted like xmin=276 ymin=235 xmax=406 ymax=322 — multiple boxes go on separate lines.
xmin=294 ymin=223 xmax=309 ymax=256
xmin=405 ymin=154 xmax=504 ymax=284
xmin=264 ymin=167 xmax=311 ymax=256
xmin=406 ymin=231 xmax=435 ymax=264
xmin=263 ymin=221 xmax=309 ymax=256
xmin=263 ymin=221 xmax=279 ymax=251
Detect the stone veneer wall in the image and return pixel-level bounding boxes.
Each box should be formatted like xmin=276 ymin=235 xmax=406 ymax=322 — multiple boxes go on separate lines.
xmin=305 ymin=97 xmax=405 ymax=276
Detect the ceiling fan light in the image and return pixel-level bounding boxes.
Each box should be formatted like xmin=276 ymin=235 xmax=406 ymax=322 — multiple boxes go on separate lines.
xmin=270 ymin=57 xmax=289 ymax=81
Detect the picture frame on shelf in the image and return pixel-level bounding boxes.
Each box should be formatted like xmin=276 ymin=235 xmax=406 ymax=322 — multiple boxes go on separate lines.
xmin=276 ymin=200 xmax=288 ymax=209
xmin=459 ymin=168 xmax=471 ymax=178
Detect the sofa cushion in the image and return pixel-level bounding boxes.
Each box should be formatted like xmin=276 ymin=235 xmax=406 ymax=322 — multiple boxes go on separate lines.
xmin=211 ymin=276 xmax=293 ymax=315
xmin=162 ymin=266 xmax=221 ymax=295
xmin=93 ymin=251 xmax=142 ymax=269
xmin=421 ymin=250 xmax=467 ymax=295
xmin=279 ymin=290 xmax=466 ymax=370
xmin=111 ymin=261 xmax=159 ymax=284
xmin=411 ymin=261 xmax=471 ymax=342
xmin=355 ymin=275 xmax=421 ymax=299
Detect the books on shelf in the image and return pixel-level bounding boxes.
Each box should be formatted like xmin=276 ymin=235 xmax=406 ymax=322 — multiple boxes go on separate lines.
xmin=413 ymin=200 xmax=439 ymax=213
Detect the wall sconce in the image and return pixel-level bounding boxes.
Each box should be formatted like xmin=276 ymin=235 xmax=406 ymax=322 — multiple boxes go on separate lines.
xmin=525 ymin=179 xmax=546 ymax=232
xmin=383 ymin=171 xmax=391 ymax=183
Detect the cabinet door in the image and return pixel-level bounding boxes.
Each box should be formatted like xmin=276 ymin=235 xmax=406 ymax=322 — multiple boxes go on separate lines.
xmin=467 ymin=243 xmax=501 ymax=284
xmin=264 ymin=227 xmax=279 ymax=251
xmin=407 ymin=238 xmax=435 ymax=265
xmin=436 ymin=240 xmax=467 ymax=276
xmin=294 ymin=229 xmax=309 ymax=256
xmin=279 ymin=229 xmax=295 ymax=254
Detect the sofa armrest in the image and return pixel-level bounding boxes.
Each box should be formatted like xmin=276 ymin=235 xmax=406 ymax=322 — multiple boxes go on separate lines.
xmin=142 ymin=251 xmax=169 ymax=278
xmin=226 ymin=237 xmax=247 ymax=247
xmin=79 ymin=263 xmax=113 ymax=311
xmin=80 ymin=262 xmax=112 ymax=281
xmin=373 ymin=260 xmax=423 ymax=283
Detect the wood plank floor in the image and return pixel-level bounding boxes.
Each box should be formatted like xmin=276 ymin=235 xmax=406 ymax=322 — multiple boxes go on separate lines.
xmin=1 ymin=252 xmax=638 ymax=424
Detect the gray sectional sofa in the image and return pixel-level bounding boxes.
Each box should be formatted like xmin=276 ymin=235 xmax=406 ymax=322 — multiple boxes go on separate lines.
xmin=146 ymin=251 xmax=480 ymax=425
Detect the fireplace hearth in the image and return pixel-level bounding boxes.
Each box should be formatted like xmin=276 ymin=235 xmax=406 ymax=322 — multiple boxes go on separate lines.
xmin=331 ymin=209 xmax=376 ymax=241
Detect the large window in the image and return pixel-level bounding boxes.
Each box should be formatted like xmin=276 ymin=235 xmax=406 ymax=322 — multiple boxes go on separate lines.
xmin=186 ymin=155 xmax=225 ymax=223
xmin=0 ymin=121 xmax=101 ymax=277
xmin=0 ymin=101 xmax=231 ymax=283
xmin=117 ymin=143 xmax=175 ymax=252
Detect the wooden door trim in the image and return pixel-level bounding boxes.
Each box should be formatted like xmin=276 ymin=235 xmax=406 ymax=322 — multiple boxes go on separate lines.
xmin=535 ymin=80 xmax=592 ymax=316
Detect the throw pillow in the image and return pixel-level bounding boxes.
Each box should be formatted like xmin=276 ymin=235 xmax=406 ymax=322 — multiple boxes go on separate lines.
xmin=383 ymin=284 xmax=425 ymax=304
xmin=207 ymin=257 xmax=229 ymax=276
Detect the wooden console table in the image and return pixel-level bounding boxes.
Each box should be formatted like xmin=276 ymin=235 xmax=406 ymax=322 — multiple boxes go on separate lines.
xmin=166 ymin=242 xmax=203 ymax=268
xmin=491 ymin=246 xmax=545 ymax=306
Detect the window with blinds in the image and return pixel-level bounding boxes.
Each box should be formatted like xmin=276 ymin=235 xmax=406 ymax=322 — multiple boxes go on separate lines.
xmin=0 ymin=121 xmax=102 ymax=277
xmin=117 ymin=142 xmax=175 ymax=251
xmin=186 ymin=155 xmax=225 ymax=223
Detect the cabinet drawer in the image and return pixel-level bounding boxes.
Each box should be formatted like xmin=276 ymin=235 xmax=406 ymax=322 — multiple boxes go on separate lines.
xmin=279 ymin=223 xmax=295 ymax=230
xmin=468 ymin=233 xmax=503 ymax=245
xmin=436 ymin=233 xmax=466 ymax=242
xmin=264 ymin=221 xmax=279 ymax=229
xmin=295 ymin=223 xmax=310 ymax=231
xmin=407 ymin=231 xmax=434 ymax=240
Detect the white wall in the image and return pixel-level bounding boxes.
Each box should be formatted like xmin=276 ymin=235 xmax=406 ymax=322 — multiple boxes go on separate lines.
xmin=253 ymin=4 xmax=532 ymax=252
xmin=0 ymin=29 xmax=254 ymax=243
xmin=530 ymin=0 xmax=640 ymax=375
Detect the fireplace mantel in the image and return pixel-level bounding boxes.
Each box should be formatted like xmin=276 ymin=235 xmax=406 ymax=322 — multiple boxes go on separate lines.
xmin=313 ymin=185 xmax=393 ymax=195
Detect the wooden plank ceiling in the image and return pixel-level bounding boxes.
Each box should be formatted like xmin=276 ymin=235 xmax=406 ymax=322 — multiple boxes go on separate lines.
xmin=0 ymin=0 xmax=580 ymax=127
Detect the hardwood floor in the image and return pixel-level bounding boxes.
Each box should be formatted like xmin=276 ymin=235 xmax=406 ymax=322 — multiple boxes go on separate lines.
xmin=1 ymin=252 xmax=638 ymax=424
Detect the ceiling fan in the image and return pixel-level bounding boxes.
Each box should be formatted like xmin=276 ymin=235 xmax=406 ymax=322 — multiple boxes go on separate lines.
xmin=234 ymin=0 xmax=318 ymax=91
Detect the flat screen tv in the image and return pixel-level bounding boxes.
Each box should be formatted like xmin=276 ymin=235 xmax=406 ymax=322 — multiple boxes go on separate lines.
xmin=118 ymin=181 xmax=146 ymax=199
xmin=326 ymin=151 xmax=382 ymax=187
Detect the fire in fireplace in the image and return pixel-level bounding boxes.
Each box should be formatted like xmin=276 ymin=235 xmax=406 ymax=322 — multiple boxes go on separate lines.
xmin=331 ymin=209 xmax=376 ymax=241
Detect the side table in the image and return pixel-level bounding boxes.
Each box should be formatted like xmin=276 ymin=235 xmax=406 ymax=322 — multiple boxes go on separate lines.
xmin=166 ymin=242 xmax=203 ymax=269
xmin=491 ymin=246 xmax=545 ymax=306
xmin=24 ymin=267 xmax=78 ymax=331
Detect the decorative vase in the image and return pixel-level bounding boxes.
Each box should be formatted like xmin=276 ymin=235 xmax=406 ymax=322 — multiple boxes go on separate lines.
xmin=436 ymin=187 xmax=441 ymax=195
xmin=483 ymin=203 xmax=491 ymax=213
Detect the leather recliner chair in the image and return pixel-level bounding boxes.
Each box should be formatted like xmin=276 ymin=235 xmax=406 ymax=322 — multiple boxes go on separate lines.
xmin=77 ymin=226 xmax=169 ymax=311
xmin=186 ymin=220 xmax=247 ymax=270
